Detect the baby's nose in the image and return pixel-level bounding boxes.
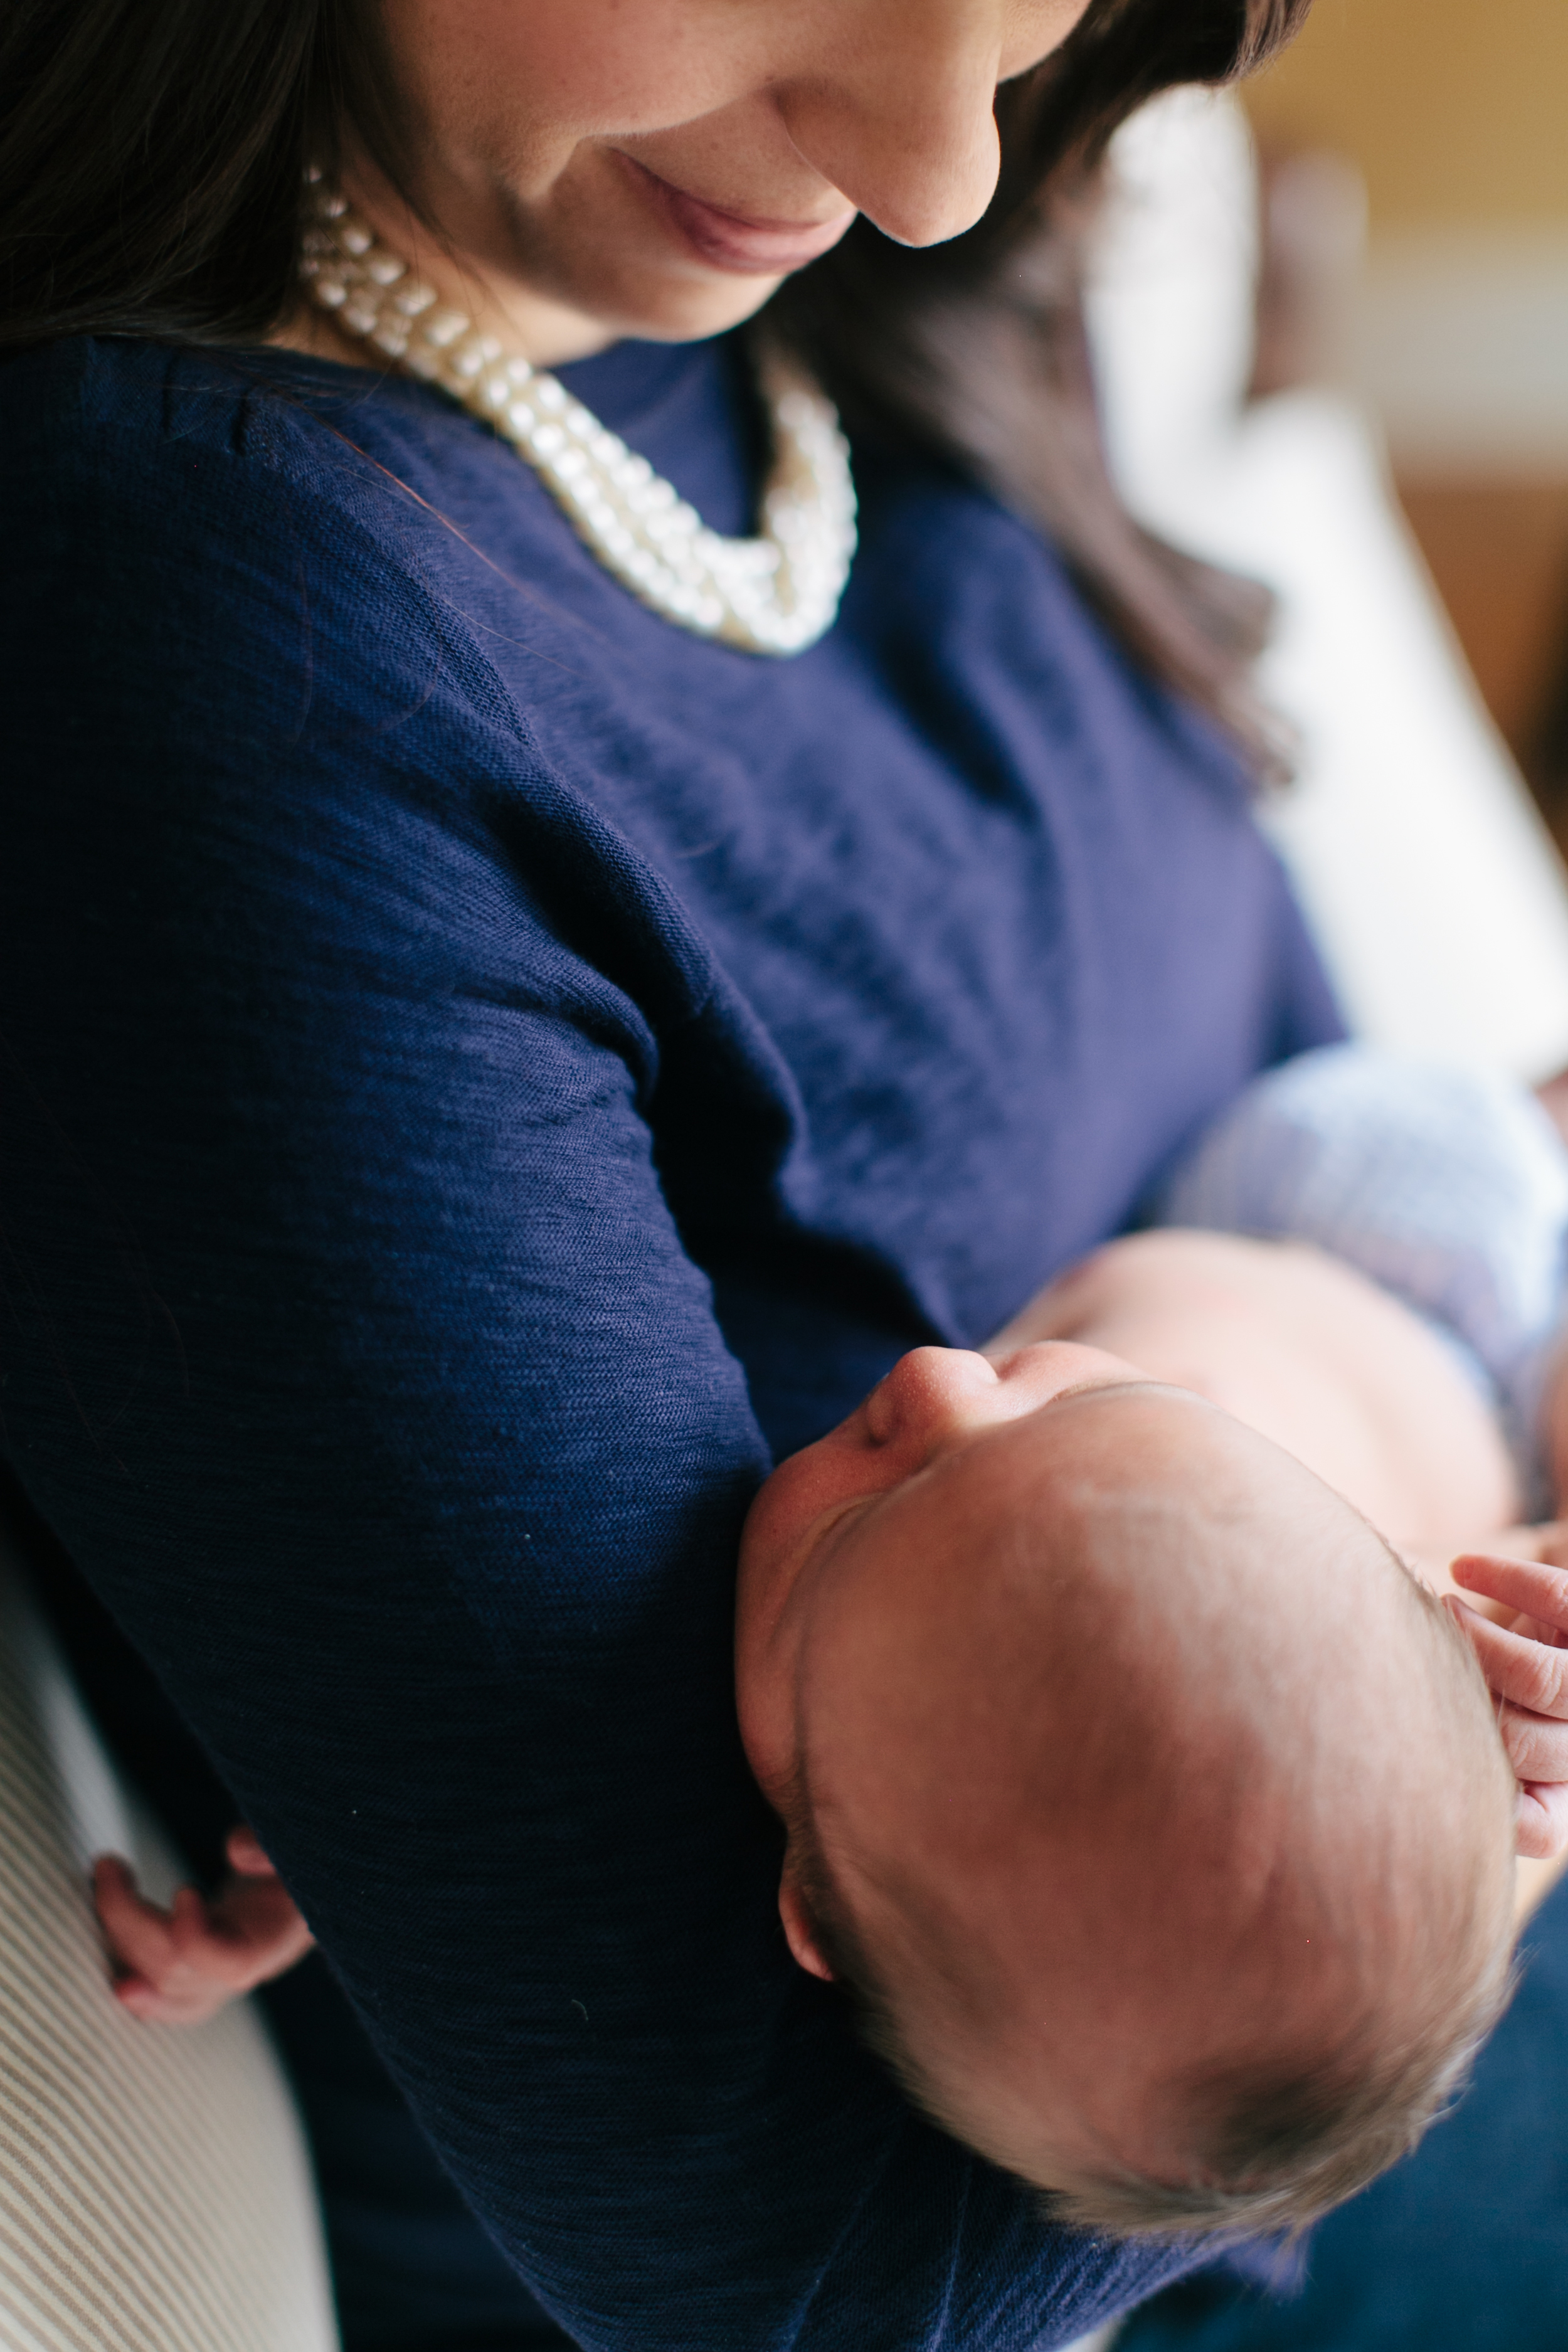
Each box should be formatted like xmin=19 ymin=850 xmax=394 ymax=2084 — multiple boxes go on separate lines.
xmin=864 ymin=1345 xmax=1000 ymax=1448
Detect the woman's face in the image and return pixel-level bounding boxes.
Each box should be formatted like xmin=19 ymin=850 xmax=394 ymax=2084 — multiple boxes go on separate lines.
xmin=363 ymin=0 xmax=1091 ymax=359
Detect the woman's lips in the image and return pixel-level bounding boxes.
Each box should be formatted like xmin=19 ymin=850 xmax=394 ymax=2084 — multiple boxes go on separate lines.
xmin=620 ymin=156 xmax=855 ymax=277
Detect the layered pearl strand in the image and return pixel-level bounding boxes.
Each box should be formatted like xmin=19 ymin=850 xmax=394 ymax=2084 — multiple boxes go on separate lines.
xmin=299 ymin=191 xmax=857 ymax=657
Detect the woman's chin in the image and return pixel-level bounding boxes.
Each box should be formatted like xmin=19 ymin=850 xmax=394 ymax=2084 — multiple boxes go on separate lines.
xmin=585 ymin=264 xmax=790 ymax=348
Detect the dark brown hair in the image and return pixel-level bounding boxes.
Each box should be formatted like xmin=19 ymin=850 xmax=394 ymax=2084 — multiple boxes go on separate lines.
xmin=0 ymin=0 xmax=1311 ymax=758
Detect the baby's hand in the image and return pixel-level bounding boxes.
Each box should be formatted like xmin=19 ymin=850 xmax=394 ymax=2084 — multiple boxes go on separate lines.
xmin=93 ymin=1825 xmax=315 ymax=2025
xmin=1448 ymin=1544 xmax=1568 ymax=1859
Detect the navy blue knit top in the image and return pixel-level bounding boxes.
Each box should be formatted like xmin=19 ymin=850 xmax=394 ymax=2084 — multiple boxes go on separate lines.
xmin=0 ymin=331 xmax=1340 ymax=2349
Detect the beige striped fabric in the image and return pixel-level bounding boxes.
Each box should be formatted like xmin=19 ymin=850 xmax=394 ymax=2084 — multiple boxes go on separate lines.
xmin=0 ymin=1535 xmax=339 ymax=2352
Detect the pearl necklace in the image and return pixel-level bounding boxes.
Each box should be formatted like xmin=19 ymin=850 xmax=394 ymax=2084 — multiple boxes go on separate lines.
xmin=300 ymin=193 xmax=857 ymax=656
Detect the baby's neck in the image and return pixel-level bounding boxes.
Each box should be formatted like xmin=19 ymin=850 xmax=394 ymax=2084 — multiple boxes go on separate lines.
xmin=990 ymin=1229 xmax=1520 ymax=1558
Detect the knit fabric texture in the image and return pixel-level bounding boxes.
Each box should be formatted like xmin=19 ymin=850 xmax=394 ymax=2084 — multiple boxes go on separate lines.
xmin=0 ymin=330 xmax=1340 ymax=2351
xmin=1160 ymin=1042 xmax=1568 ymax=1503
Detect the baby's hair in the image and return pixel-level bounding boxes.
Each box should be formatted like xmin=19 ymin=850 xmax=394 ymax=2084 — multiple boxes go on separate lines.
xmin=788 ymin=1571 xmax=1520 ymax=2240
xmin=1031 ymin=1946 xmax=1518 ymax=2240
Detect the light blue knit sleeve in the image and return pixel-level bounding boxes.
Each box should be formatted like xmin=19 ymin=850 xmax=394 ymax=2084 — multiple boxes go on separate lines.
xmin=1157 ymin=1044 xmax=1568 ymax=1488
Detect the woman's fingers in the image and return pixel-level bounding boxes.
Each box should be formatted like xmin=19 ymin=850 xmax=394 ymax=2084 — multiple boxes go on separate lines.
xmin=97 ymin=1850 xmax=289 ymax=1979
xmin=92 ymin=1859 xmax=233 ymax=2023
xmin=92 ymin=1845 xmax=312 ymax=2024
xmin=208 ymin=1870 xmax=315 ymax=1979
xmin=93 ymin=1854 xmax=181 ymax=1981
xmin=225 ymin=1823 xmax=275 ymax=1876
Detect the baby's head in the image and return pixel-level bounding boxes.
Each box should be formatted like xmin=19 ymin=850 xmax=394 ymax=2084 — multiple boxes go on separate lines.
xmin=736 ymin=1343 xmax=1518 ymax=2237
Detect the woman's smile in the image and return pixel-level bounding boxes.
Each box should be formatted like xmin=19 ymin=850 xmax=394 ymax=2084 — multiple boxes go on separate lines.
xmin=613 ymin=152 xmax=857 ymax=278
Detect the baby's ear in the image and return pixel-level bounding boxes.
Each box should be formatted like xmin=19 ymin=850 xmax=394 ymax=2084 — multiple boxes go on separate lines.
xmin=778 ymin=1878 xmax=835 ymax=1981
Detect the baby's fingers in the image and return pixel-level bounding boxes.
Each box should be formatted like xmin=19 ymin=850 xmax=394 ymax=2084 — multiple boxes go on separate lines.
xmin=1495 ymin=1705 xmax=1568 ymax=1791
xmin=1452 ymin=1552 xmax=1568 ymax=1640
xmin=1518 ymin=1782 xmax=1568 ymax=1861
xmin=1449 ymin=1597 xmax=1568 ymax=1723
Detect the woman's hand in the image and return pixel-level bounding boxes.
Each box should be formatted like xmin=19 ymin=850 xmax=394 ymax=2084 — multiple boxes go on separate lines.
xmin=1448 ymin=1534 xmax=1568 ymax=1859
xmin=93 ymin=1824 xmax=315 ymax=2025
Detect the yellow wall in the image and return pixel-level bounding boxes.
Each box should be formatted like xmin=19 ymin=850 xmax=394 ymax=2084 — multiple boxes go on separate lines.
xmin=1243 ymin=0 xmax=1568 ymax=230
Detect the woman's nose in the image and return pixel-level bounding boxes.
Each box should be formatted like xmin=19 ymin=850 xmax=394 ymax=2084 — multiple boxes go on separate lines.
xmin=776 ymin=2 xmax=1015 ymax=249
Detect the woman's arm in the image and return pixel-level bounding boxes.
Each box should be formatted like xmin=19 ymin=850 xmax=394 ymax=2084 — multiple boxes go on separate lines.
xmin=0 ymin=359 xmax=1180 ymax=2349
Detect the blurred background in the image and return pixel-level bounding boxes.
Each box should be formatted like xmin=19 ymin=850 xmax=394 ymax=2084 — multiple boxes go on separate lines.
xmin=1243 ymin=0 xmax=1568 ymax=824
